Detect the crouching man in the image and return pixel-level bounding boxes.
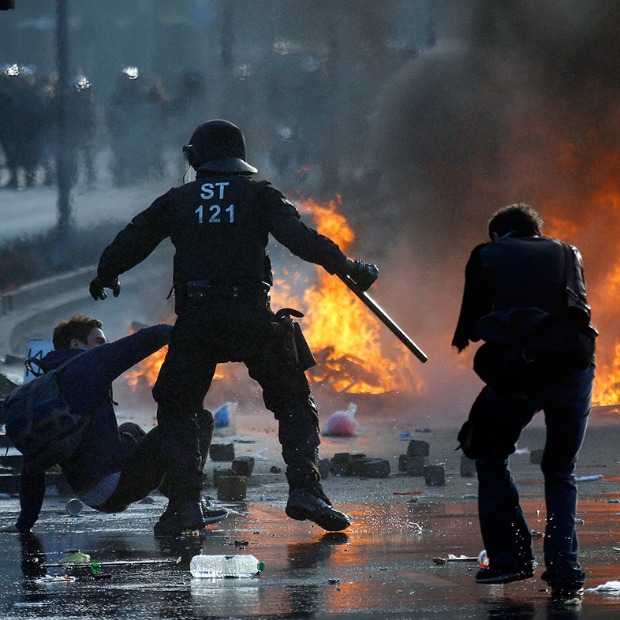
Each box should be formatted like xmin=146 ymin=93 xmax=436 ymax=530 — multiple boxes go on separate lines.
xmin=0 ymin=314 xmax=226 ymax=535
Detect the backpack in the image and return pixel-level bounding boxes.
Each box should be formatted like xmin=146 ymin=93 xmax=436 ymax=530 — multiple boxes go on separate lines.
xmin=1 ymin=351 xmax=92 ymax=474
xmin=473 ymin=307 xmax=595 ymax=395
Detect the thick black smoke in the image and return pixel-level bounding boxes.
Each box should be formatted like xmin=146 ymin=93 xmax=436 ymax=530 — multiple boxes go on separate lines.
xmin=370 ymin=1 xmax=620 ymax=239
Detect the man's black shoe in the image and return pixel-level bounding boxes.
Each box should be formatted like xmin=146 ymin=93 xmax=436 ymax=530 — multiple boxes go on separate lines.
xmin=475 ymin=561 xmax=536 ymax=584
xmin=285 ymin=489 xmax=351 ymax=531
xmin=154 ymin=499 xmax=227 ymax=536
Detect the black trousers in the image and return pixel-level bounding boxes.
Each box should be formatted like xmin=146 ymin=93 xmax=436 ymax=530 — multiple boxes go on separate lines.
xmin=152 ymin=302 xmax=322 ymax=505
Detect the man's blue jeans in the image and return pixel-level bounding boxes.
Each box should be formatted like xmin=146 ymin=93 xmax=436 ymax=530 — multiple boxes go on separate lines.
xmin=475 ymin=365 xmax=594 ymax=590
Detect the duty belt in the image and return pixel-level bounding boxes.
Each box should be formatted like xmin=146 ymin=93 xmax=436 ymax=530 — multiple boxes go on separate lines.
xmin=177 ymin=280 xmax=271 ymax=309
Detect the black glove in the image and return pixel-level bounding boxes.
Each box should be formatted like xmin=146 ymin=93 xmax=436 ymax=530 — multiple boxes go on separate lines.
xmin=451 ymin=335 xmax=469 ymax=353
xmin=89 ymin=276 xmax=121 ymax=301
xmin=346 ymin=259 xmax=378 ymax=292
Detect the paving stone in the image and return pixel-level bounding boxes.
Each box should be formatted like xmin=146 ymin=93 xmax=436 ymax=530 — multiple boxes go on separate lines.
xmin=407 ymin=440 xmax=430 ymax=457
xmin=330 ymin=453 xmax=353 ymax=477
xmin=209 ymin=443 xmax=235 ymax=462
xmin=231 ymin=456 xmax=255 ymax=476
xmin=406 ymin=455 xmax=429 ymax=476
xmin=217 ymin=475 xmax=247 ymax=501
xmin=360 ymin=458 xmax=391 ymax=478
xmin=423 ymin=464 xmax=446 ymax=486
xmin=212 ymin=468 xmax=235 ymax=486
xmin=460 ymin=455 xmax=476 ymax=477
xmin=530 ymin=449 xmax=544 ymax=464
xmin=318 ymin=458 xmax=330 ymax=479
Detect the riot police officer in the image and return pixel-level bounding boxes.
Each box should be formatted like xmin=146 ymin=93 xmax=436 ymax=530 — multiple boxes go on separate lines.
xmin=89 ymin=120 xmax=378 ymax=536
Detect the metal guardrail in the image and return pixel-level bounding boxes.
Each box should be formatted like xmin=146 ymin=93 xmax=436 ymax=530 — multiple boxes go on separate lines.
xmin=0 ymin=267 xmax=94 ymax=317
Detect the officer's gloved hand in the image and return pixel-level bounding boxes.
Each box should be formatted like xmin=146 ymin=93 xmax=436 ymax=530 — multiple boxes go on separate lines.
xmin=89 ymin=276 xmax=121 ymax=301
xmin=451 ymin=335 xmax=469 ymax=353
xmin=345 ymin=258 xmax=378 ymax=292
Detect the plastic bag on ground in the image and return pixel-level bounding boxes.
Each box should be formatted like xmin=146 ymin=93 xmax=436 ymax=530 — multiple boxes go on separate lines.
xmin=213 ymin=402 xmax=237 ymax=429
xmin=322 ymin=403 xmax=361 ymax=437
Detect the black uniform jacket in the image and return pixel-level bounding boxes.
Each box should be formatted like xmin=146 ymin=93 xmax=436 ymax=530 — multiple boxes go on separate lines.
xmin=97 ymin=174 xmax=348 ymax=292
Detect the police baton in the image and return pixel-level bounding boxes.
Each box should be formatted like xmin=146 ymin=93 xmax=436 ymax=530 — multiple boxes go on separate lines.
xmin=337 ymin=274 xmax=428 ymax=363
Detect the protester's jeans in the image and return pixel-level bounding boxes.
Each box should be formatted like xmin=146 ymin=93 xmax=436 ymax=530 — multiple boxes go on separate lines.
xmin=475 ymin=364 xmax=594 ymax=589
xmin=96 ymin=423 xmax=165 ymax=513
xmin=97 ymin=417 xmax=212 ymax=513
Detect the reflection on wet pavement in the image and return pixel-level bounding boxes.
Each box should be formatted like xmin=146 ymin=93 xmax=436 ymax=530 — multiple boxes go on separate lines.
xmin=1 ymin=496 xmax=620 ymax=618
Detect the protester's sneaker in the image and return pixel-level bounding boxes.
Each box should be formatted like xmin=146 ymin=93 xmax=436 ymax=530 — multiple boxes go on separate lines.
xmin=154 ymin=500 xmax=208 ymax=536
xmin=202 ymin=502 xmax=229 ymax=525
xmin=551 ymin=586 xmax=584 ymax=605
xmin=285 ymin=489 xmax=351 ymax=531
xmin=550 ymin=587 xmax=584 ymax=610
xmin=475 ymin=561 xmax=536 ymax=584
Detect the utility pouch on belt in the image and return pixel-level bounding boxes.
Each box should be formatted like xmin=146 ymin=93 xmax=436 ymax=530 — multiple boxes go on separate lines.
xmin=273 ymin=308 xmax=317 ymax=371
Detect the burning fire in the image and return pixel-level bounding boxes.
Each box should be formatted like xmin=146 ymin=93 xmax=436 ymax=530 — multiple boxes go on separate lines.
xmin=288 ymin=197 xmax=419 ymax=395
xmin=545 ymin=173 xmax=620 ymax=407
xmin=125 ymin=342 xmax=167 ymax=390
xmin=125 ymin=196 xmax=421 ymax=397
xmin=588 ymin=260 xmax=620 ymax=407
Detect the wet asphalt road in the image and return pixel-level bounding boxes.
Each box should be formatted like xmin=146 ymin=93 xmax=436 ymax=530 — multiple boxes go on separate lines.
xmin=1 ymin=490 xmax=620 ymax=619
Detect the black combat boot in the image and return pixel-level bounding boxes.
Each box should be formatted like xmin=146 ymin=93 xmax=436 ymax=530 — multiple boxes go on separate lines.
xmin=277 ymin=400 xmax=351 ymax=531
xmin=154 ymin=498 xmax=228 ymax=536
xmin=286 ymin=486 xmax=351 ymax=531
xmin=283 ymin=456 xmax=351 ymax=531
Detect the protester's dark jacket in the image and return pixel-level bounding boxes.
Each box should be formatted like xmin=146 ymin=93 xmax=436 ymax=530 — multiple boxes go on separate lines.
xmin=95 ymin=174 xmax=349 ymax=297
xmin=452 ymin=233 xmax=570 ymax=351
xmin=16 ymin=324 xmax=172 ymax=531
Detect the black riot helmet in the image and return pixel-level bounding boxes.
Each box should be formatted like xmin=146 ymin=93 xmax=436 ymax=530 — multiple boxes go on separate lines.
xmin=183 ymin=119 xmax=258 ymax=174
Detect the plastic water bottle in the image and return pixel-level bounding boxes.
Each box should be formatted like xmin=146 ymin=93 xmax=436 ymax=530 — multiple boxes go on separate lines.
xmin=190 ymin=554 xmax=265 ymax=578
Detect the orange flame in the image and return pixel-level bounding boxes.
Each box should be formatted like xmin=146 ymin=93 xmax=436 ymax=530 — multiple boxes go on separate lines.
xmin=124 ymin=343 xmax=168 ymax=390
xmin=589 ymin=263 xmax=620 ymax=406
xmin=291 ymin=196 xmax=420 ymax=394
xmin=545 ymin=166 xmax=620 ymax=407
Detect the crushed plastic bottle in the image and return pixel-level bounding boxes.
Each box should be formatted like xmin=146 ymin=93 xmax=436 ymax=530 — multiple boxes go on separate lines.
xmin=35 ymin=575 xmax=77 ymax=585
xmin=190 ymin=554 xmax=265 ymax=578
xmin=66 ymin=498 xmax=83 ymax=516
xmin=478 ymin=549 xmax=489 ymax=568
xmin=59 ymin=551 xmax=91 ymax=564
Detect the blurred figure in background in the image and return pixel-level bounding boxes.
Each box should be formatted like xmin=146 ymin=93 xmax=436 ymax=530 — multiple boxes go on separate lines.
xmin=166 ymin=67 xmax=207 ymax=175
xmin=107 ymin=66 xmax=168 ymax=186
xmin=0 ymin=64 xmax=48 ymax=188
xmin=65 ymin=73 xmax=98 ymax=187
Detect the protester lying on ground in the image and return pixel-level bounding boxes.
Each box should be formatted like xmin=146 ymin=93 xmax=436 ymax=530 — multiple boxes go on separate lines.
xmin=0 ymin=314 xmax=227 ymax=533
